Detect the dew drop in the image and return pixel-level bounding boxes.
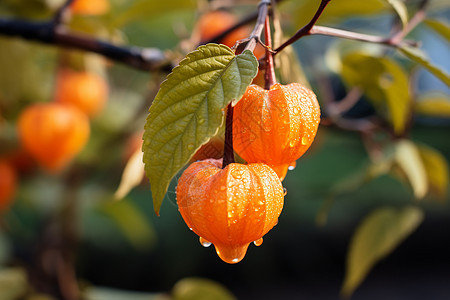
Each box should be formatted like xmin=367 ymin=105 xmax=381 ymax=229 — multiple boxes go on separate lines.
xmin=288 ymin=161 xmax=296 ymax=171
xmin=253 ymin=237 xmax=263 ymax=246
xmin=189 ymin=227 xmax=193 ymax=231
xmin=199 ymin=237 xmax=212 ymax=247
xmin=283 ymin=187 xmax=287 ymax=196
xmin=301 ymin=136 xmax=308 ymax=145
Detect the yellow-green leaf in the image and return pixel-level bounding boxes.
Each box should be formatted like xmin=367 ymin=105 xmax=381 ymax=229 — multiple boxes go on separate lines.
xmin=113 ymin=0 xmax=197 ymax=27
xmin=143 ymin=44 xmax=258 ymax=214
xmin=341 ymin=52 xmax=411 ymax=134
xmin=284 ymin=0 xmax=388 ymax=28
xmin=418 ymin=144 xmax=449 ymax=201
xmin=386 ymin=0 xmax=408 ymax=28
xmin=414 ymin=94 xmax=450 ymax=117
xmin=342 ymin=206 xmax=424 ymax=297
xmin=425 ymin=19 xmax=450 ymax=42
xmin=394 ymin=139 xmax=428 ymax=199
xmin=0 ymin=268 xmax=28 ymax=300
xmin=173 ymin=277 xmax=236 ymax=300
xmin=399 ymin=46 xmax=450 ymax=86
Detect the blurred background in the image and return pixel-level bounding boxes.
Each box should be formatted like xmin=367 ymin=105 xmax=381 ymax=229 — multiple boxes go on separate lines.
xmin=0 ymin=0 xmax=449 ymax=299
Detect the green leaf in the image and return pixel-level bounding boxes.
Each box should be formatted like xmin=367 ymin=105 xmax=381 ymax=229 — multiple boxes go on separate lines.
xmin=341 ymin=52 xmax=411 ymax=134
xmin=0 ymin=268 xmax=28 ymax=300
xmin=173 ymin=277 xmax=236 ymax=300
xmin=102 ymin=200 xmax=156 ymax=251
xmin=113 ymin=0 xmax=197 ymax=27
xmin=284 ymin=0 xmax=388 ymax=28
xmin=342 ymin=206 xmax=424 ymax=297
xmin=143 ymin=44 xmax=258 ymax=214
xmin=425 ymin=19 xmax=450 ymax=42
xmin=386 ymin=0 xmax=408 ymax=28
xmin=417 ymin=144 xmax=449 ymax=201
xmin=83 ymin=286 xmax=164 ymax=300
xmin=414 ymin=93 xmax=450 ymax=117
xmin=394 ymin=139 xmax=428 ymax=199
xmin=399 ymin=46 xmax=450 ymax=86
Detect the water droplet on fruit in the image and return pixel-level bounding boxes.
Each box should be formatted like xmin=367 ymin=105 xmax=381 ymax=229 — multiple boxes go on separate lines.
xmin=214 ymin=244 xmax=249 ymax=264
xmin=288 ymin=161 xmax=296 ymax=171
xmin=189 ymin=227 xmax=193 ymax=231
xmin=199 ymin=237 xmax=211 ymax=247
xmin=283 ymin=187 xmax=287 ymax=196
xmin=301 ymin=136 xmax=308 ymax=145
xmin=253 ymin=237 xmax=263 ymax=246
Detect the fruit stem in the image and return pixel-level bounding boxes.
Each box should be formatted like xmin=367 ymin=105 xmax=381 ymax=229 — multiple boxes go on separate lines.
xmin=222 ymin=103 xmax=235 ymax=169
xmin=264 ymin=15 xmax=276 ymax=90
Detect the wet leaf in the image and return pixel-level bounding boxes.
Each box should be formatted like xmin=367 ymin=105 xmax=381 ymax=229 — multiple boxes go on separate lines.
xmin=425 ymin=19 xmax=450 ymax=42
xmin=418 ymin=144 xmax=449 ymax=201
xmin=386 ymin=0 xmax=408 ymax=28
xmin=342 ymin=206 xmax=424 ymax=297
xmin=341 ymin=52 xmax=411 ymax=134
xmin=414 ymin=94 xmax=450 ymax=117
xmin=394 ymin=139 xmax=428 ymax=199
xmin=143 ymin=44 xmax=258 ymax=214
xmin=173 ymin=277 xmax=236 ymax=300
xmin=114 ymin=148 xmax=144 ymax=200
xmin=399 ymin=46 xmax=450 ymax=86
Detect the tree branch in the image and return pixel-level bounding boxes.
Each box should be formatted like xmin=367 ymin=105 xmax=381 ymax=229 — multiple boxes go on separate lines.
xmin=0 ymin=18 xmax=171 ymax=71
xmin=274 ymin=0 xmax=331 ymax=54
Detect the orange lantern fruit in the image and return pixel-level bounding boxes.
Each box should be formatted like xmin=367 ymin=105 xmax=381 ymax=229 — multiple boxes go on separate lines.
xmin=55 ymin=69 xmax=109 ymax=118
xmin=233 ymin=83 xmax=320 ymax=180
xmin=17 ymin=103 xmax=90 ymax=173
xmin=176 ymin=158 xmax=284 ymax=264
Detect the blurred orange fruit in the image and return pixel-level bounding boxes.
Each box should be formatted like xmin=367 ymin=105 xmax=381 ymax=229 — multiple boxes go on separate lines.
xmin=0 ymin=160 xmax=17 ymax=212
xmin=233 ymin=83 xmax=320 ymax=180
xmin=196 ymin=10 xmax=265 ymax=58
xmin=17 ymin=103 xmax=90 ymax=173
xmin=70 ymin=0 xmax=110 ymax=15
xmin=176 ymin=158 xmax=284 ymax=264
xmin=55 ymin=69 xmax=109 ymax=118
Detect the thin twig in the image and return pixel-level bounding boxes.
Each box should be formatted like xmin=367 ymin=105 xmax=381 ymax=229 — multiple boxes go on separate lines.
xmin=52 ymin=0 xmax=74 ymax=26
xmin=274 ymin=0 xmax=331 ymax=54
xmin=310 ymin=26 xmax=419 ymax=47
xmin=222 ymin=104 xmax=235 ymax=169
xmin=264 ymin=15 xmax=276 ymax=89
xmin=242 ymin=0 xmax=271 ymax=52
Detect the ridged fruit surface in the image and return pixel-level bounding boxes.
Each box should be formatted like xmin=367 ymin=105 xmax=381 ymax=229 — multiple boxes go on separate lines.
xmin=176 ymin=158 xmax=284 ymax=264
xmin=233 ymin=83 xmax=320 ymax=180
